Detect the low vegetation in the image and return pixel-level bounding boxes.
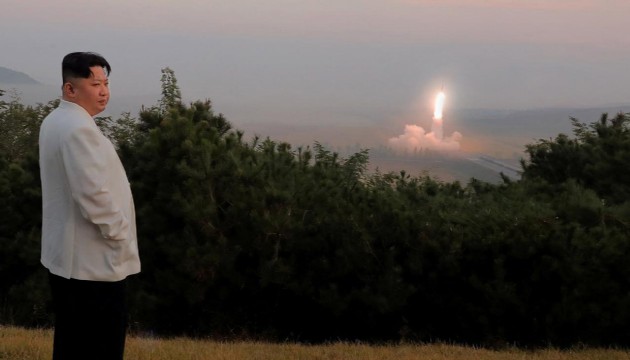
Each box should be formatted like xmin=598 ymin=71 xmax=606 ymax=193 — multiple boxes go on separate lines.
xmin=2 ymin=326 xmax=630 ymax=360
xmin=1 ymin=69 xmax=629 ymax=347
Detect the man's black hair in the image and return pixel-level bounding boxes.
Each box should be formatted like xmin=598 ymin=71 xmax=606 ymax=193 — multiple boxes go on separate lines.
xmin=62 ymin=52 xmax=111 ymax=84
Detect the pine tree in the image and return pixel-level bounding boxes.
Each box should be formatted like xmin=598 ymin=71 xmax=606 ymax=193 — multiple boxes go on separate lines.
xmin=522 ymin=112 xmax=630 ymax=204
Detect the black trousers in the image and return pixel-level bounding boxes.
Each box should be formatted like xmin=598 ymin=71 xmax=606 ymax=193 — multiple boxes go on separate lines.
xmin=48 ymin=272 xmax=128 ymax=360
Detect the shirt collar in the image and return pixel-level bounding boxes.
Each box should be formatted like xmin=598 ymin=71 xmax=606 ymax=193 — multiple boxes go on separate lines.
xmin=59 ymin=100 xmax=93 ymax=117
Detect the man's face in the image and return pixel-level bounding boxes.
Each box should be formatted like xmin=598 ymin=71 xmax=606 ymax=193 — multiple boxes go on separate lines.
xmin=65 ymin=66 xmax=110 ymax=116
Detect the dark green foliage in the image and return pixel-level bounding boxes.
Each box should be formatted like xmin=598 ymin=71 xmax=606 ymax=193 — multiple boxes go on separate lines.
xmin=158 ymin=67 xmax=182 ymax=114
xmin=0 ymin=90 xmax=59 ymax=162
xmin=0 ymin=89 xmax=53 ymax=326
xmin=95 ymin=112 xmax=140 ymax=149
xmin=522 ymin=112 xmax=630 ymax=205
xmin=0 ymin=151 xmax=48 ymax=326
xmin=1 ymin=78 xmax=630 ymax=347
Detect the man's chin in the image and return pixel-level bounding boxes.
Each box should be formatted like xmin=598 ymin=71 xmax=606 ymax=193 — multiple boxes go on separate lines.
xmin=94 ymin=104 xmax=108 ymax=116
xmin=91 ymin=108 xmax=107 ymax=117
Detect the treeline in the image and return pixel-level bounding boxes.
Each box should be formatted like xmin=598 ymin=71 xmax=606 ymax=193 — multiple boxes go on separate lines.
xmin=1 ymin=71 xmax=629 ymax=347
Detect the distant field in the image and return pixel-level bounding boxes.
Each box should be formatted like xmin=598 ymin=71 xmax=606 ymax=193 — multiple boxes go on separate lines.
xmin=367 ymin=153 xmax=515 ymax=184
xmin=2 ymin=326 xmax=629 ymax=360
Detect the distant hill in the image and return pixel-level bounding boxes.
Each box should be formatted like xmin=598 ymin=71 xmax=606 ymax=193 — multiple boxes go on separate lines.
xmin=0 ymin=66 xmax=39 ymax=84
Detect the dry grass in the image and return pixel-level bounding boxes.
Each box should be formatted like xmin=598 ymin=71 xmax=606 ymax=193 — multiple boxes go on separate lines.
xmin=1 ymin=325 xmax=629 ymax=360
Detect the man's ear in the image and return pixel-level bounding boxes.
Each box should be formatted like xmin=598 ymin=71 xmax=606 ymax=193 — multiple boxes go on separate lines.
xmin=62 ymin=82 xmax=75 ymax=98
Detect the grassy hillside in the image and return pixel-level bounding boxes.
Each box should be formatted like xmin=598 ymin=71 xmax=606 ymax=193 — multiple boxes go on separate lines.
xmin=1 ymin=326 xmax=629 ymax=360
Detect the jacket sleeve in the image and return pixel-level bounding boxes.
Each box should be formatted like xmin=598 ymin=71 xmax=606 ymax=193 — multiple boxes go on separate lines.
xmin=61 ymin=125 xmax=130 ymax=240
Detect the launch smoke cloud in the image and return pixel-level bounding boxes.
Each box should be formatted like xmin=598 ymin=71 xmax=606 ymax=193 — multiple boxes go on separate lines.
xmin=388 ymin=90 xmax=462 ymax=153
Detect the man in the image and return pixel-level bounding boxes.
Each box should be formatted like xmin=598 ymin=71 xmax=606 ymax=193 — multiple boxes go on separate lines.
xmin=39 ymin=52 xmax=140 ymax=360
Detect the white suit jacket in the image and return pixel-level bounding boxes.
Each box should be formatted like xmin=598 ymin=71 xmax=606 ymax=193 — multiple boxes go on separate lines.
xmin=39 ymin=100 xmax=140 ymax=281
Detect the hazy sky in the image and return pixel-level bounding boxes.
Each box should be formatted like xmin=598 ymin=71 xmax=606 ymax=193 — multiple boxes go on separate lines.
xmin=1 ymin=0 xmax=629 ymax=130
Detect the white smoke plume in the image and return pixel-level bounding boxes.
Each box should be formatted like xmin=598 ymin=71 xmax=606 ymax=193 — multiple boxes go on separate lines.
xmin=389 ymin=124 xmax=462 ymax=152
xmin=388 ymin=90 xmax=462 ymax=153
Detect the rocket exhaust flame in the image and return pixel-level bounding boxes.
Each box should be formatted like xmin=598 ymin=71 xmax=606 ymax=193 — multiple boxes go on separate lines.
xmin=433 ymin=91 xmax=445 ymax=120
xmin=431 ymin=91 xmax=445 ymax=140
xmin=388 ymin=88 xmax=462 ymax=153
